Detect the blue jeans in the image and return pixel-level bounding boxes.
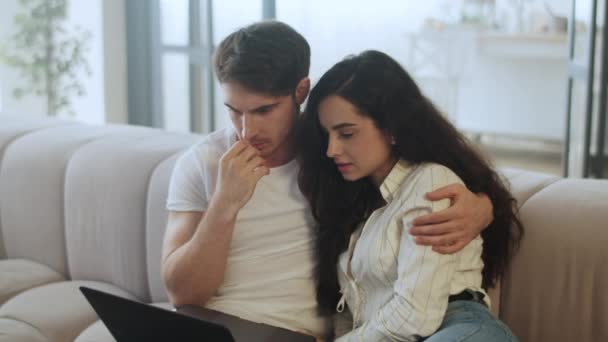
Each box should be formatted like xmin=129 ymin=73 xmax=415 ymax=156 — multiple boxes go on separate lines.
xmin=423 ymin=301 xmax=518 ymax=342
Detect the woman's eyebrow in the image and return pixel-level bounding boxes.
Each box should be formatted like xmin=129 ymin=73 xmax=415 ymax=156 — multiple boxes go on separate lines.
xmin=331 ymin=123 xmax=356 ymax=130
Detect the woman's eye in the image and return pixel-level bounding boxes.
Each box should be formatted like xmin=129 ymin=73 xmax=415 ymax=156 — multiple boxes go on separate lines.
xmin=339 ymin=132 xmax=354 ymax=139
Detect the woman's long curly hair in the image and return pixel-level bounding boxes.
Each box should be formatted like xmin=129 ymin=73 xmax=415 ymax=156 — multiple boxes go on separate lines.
xmin=296 ymin=50 xmax=524 ymax=316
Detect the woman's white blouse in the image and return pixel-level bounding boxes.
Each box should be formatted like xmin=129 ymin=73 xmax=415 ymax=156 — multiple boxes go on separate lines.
xmin=335 ymin=161 xmax=488 ymax=341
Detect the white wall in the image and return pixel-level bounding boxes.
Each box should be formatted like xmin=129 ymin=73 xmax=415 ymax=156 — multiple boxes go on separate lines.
xmin=278 ymin=0 xmax=439 ymax=86
xmin=457 ymin=50 xmax=568 ymax=141
xmin=274 ymin=0 xmax=573 ymax=141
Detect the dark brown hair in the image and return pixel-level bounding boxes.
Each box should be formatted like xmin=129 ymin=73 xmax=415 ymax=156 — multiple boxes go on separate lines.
xmin=213 ymin=20 xmax=310 ymax=96
xmin=297 ymin=50 xmax=524 ymax=315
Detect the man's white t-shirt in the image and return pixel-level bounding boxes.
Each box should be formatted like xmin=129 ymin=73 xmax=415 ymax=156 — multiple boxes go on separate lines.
xmin=166 ymin=127 xmax=327 ymax=336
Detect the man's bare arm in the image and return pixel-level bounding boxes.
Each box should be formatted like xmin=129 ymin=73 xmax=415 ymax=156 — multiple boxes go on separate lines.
xmin=409 ymin=183 xmax=493 ymax=254
xmin=161 ymin=202 xmax=238 ymax=306
xmin=161 ymin=140 xmax=269 ymax=306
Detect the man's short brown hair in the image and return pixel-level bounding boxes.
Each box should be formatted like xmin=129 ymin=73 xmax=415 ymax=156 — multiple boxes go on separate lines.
xmin=213 ymin=20 xmax=311 ymax=96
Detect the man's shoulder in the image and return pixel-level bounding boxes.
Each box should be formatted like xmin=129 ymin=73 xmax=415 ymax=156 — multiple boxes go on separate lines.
xmin=174 ymin=127 xmax=234 ymax=176
xmin=186 ymin=127 xmax=235 ymax=160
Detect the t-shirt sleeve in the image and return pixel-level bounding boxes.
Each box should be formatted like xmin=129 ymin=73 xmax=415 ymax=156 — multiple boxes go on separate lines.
xmin=166 ymin=147 xmax=209 ymax=212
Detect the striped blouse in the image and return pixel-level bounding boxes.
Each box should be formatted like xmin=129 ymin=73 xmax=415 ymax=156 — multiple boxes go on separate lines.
xmin=335 ymin=160 xmax=488 ymax=341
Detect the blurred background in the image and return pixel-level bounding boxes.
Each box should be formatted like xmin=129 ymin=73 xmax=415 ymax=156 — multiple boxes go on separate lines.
xmin=0 ymin=0 xmax=606 ymax=179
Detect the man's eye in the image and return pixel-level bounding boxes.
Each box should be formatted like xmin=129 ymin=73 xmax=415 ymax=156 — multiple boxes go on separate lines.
xmin=256 ymin=107 xmax=271 ymax=114
xmin=339 ymin=132 xmax=354 ymax=139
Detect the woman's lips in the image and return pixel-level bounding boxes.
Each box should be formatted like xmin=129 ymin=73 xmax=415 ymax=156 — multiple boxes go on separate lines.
xmin=336 ymin=163 xmax=353 ymax=173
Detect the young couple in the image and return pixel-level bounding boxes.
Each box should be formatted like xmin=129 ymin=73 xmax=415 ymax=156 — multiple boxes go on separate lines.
xmin=162 ymin=20 xmax=523 ymax=341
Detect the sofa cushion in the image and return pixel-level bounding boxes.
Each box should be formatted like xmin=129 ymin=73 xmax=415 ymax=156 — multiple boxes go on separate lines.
xmin=499 ymin=168 xmax=559 ymax=207
xmin=0 ymin=115 xmax=74 ymax=161
xmin=487 ymin=167 xmax=560 ymax=318
xmin=0 ymin=318 xmax=47 ymax=342
xmin=146 ymin=153 xmax=191 ymax=303
xmin=74 ymin=320 xmax=114 ymax=342
xmin=64 ymin=133 xmax=198 ymax=301
xmin=0 ymin=281 xmax=138 ymax=342
xmin=0 ymin=259 xmax=64 ymax=305
xmin=74 ymin=302 xmax=173 ymax=342
xmin=0 ymin=124 xmax=159 ymax=277
xmin=500 ymin=178 xmax=608 ymax=341
xmin=0 ymin=116 xmax=74 ymax=260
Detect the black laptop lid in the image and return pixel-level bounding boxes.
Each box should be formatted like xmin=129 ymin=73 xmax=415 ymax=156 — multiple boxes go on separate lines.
xmin=80 ymin=286 xmax=234 ymax=341
xmin=80 ymin=287 xmax=317 ymax=342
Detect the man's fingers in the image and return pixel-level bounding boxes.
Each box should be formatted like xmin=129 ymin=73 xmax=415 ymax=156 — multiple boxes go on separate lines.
xmin=414 ymin=232 xmax=463 ymax=246
xmin=223 ymin=140 xmax=250 ymax=160
xmin=248 ymin=155 xmax=269 ymax=176
xmin=253 ymin=165 xmax=270 ymax=179
xmin=425 ymin=183 xmax=465 ymax=201
xmin=432 ymin=240 xmax=468 ymax=255
xmin=410 ymin=222 xmax=455 ymax=236
xmin=239 ymin=145 xmax=260 ymax=162
xmin=411 ymin=209 xmax=454 ymax=227
xmin=245 ymin=156 xmax=266 ymax=171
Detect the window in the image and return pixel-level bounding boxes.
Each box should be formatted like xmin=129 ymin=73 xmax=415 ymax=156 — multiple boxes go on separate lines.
xmin=127 ymin=0 xmax=608 ymax=177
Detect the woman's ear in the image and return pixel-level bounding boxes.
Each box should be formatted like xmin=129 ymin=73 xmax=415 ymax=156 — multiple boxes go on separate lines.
xmin=294 ymin=77 xmax=311 ymax=105
xmin=384 ymin=130 xmax=396 ymax=146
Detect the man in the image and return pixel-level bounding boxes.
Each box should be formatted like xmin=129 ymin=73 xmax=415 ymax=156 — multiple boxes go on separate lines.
xmin=161 ymin=21 xmax=493 ymax=338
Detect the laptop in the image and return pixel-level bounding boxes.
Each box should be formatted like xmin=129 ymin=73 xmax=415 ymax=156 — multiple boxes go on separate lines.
xmin=80 ymin=286 xmax=316 ymax=342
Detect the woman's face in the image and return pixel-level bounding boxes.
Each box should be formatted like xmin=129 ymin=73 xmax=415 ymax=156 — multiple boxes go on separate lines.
xmin=318 ymin=95 xmax=396 ymax=186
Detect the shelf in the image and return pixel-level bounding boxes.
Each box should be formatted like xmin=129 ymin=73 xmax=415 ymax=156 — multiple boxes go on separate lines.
xmin=478 ymin=33 xmax=568 ymax=60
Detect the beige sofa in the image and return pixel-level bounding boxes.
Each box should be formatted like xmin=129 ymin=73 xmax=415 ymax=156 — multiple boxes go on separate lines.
xmin=0 ymin=114 xmax=606 ymax=341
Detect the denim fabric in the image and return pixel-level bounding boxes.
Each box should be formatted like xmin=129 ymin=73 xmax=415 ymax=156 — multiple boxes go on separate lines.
xmin=424 ymin=301 xmax=518 ymax=342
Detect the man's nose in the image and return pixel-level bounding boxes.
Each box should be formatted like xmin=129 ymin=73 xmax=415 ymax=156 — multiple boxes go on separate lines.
xmin=241 ymin=113 xmax=258 ymax=141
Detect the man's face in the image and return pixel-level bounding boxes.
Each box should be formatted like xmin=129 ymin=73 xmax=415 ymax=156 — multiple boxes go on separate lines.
xmin=222 ymin=82 xmax=300 ymax=167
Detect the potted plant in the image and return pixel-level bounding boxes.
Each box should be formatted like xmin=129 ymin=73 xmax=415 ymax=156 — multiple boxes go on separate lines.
xmin=0 ymin=0 xmax=91 ymax=116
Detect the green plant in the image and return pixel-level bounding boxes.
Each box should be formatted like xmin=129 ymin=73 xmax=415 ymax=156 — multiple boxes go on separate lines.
xmin=0 ymin=0 xmax=91 ymax=116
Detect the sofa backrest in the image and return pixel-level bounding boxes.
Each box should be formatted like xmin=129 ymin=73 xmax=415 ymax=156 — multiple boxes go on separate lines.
xmin=146 ymin=153 xmax=186 ymax=303
xmin=0 ymin=116 xmax=199 ymax=301
xmin=500 ymin=177 xmax=608 ymax=341
xmin=0 ymin=124 xmax=156 ymax=275
xmin=0 ymin=116 xmax=74 ymax=260
xmin=1 ymin=115 xmax=607 ymax=341
xmin=63 ymin=130 xmax=198 ymax=301
xmin=486 ymin=168 xmax=560 ymax=317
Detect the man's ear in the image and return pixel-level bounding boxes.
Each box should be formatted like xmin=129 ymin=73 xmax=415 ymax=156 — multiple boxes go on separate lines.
xmin=294 ymin=77 xmax=311 ymax=105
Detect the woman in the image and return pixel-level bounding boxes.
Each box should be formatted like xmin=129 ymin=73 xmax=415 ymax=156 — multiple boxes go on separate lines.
xmin=297 ymin=50 xmax=523 ymax=341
